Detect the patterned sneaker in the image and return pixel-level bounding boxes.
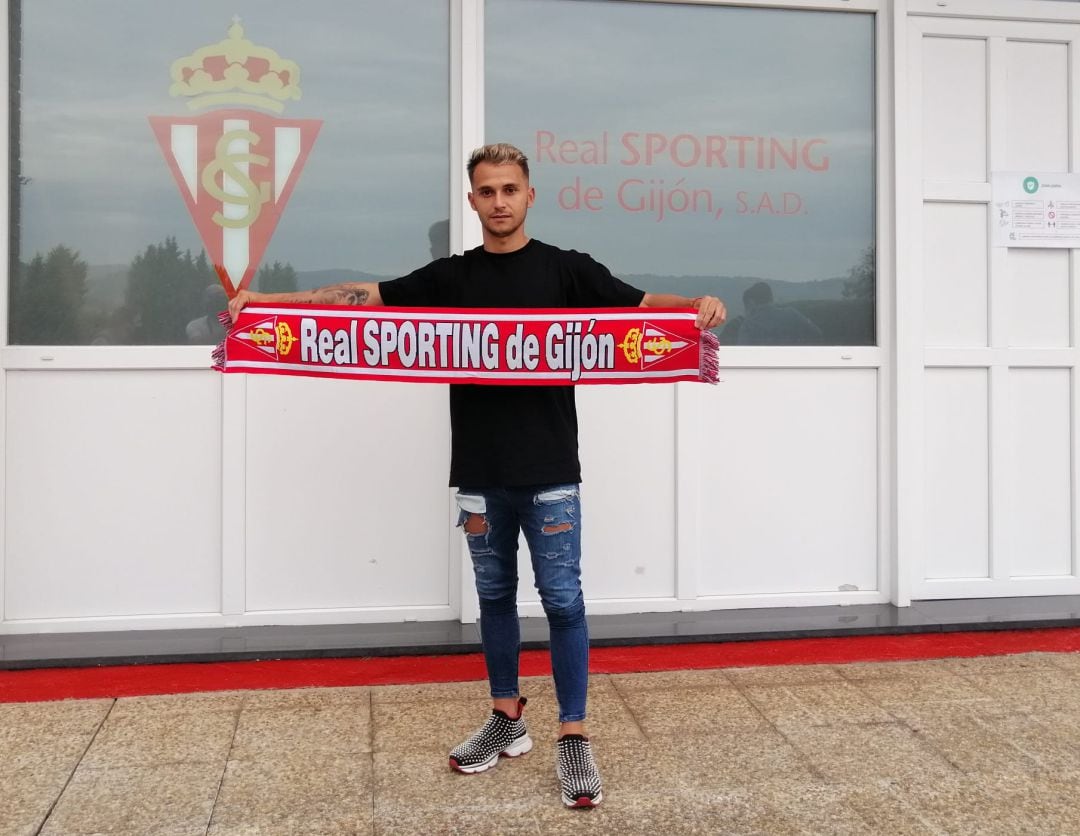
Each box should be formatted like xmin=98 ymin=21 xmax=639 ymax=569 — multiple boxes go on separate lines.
xmin=449 ymin=697 xmax=532 ymax=774
xmin=556 ymin=734 xmax=603 ymax=808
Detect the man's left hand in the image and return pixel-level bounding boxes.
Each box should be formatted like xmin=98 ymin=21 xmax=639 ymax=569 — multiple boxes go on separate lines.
xmin=693 ymin=296 xmax=727 ymax=330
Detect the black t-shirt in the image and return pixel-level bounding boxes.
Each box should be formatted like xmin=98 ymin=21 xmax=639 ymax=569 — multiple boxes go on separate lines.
xmin=378 ymin=239 xmax=645 ymax=487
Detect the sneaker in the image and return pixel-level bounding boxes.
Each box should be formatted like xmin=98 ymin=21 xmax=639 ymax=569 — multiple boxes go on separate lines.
xmin=556 ymin=734 xmax=603 ymax=808
xmin=449 ymin=696 xmax=532 ymax=774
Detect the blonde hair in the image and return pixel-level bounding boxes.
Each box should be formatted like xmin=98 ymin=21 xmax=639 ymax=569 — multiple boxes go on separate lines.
xmin=467 ymin=143 xmax=530 ymax=182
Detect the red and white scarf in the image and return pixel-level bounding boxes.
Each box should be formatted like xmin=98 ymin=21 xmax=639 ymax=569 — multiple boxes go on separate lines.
xmin=214 ymin=305 xmax=718 ymax=385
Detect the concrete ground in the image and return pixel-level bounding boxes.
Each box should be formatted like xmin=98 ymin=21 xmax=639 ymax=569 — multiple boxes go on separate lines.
xmin=5 ymin=652 xmax=1080 ymax=835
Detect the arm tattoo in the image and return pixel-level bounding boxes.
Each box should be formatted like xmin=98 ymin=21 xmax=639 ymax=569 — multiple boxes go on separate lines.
xmin=316 ymin=285 xmax=370 ymax=306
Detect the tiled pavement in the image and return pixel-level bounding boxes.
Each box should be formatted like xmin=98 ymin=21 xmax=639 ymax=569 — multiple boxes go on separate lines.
xmin=6 ymin=652 xmax=1080 ymax=835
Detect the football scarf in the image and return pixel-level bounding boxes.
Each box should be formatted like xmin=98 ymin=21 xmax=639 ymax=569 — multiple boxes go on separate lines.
xmin=213 ymin=305 xmax=719 ymax=385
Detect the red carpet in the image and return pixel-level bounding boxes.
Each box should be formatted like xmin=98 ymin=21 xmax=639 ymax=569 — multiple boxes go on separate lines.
xmin=2 ymin=628 xmax=1080 ymax=704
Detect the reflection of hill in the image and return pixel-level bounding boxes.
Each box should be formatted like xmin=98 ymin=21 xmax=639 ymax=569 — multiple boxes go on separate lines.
xmin=81 ymin=266 xmax=394 ymax=311
xmin=298 ymin=269 xmax=392 ymax=290
xmin=82 ymin=265 xmax=870 ymax=343
xmin=83 ymin=266 xmax=846 ymax=313
xmin=622 ymin=274 xmax=847 ymax=315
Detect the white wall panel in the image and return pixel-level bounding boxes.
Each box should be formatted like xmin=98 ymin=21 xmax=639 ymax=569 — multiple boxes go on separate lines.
xmin=1010 ymin=368 xmax=1072 ymax=578
xmin=245 ymin=377 xmax=451 ymax=611
xmin=4 ymin=371 xmax=223 ymax=619
xmin=922 ymin=37 xmax=987 ymax=182
xmin=1008 ymin=249 xmax=1070 ymax=347
xmin=924 ymin=203 xmax=988 ymax=346
xmin=577 ymin=386 xmax=676 ymax=599
xmin=924 ymin=369 xmax=989 ymax=579
xmin=1006 ymin=40 xmax=1069 ymax=171
xmin=698 ymin=370 xmax=878 ymax=597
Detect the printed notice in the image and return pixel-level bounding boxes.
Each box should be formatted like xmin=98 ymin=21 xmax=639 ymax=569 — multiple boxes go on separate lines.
xmin=992 ymin=172 xmax=1080 ymax=248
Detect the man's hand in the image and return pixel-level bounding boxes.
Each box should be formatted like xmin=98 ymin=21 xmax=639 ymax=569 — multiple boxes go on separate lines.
xmin=693 ymin=296 xmax=727 ymax=330
xmin=228 ymin=289 xmax=264 ymax=323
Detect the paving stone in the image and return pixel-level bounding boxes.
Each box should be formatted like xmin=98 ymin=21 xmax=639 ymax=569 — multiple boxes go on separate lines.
xmin=82 ymin=708 xmax=238 ymax=768
xmin=39 ymin=762 xmax=221 ymax=836
xmin=209 ymin=754 xmax=373 ymax=835
xmin=1045 ymin=651 xmax=1080 ymax=673
xmin=983 ymin=712 xmax=1080 ymax=776
xmin=241 ymin=685 xmax=370 ymax=711
xmin=713 ymin=781 xmax=877 ymax=836
xmin=108 ymin=691 xmax=245 ymax=719
xmin=608 ymin=668 xmax=733 ymax=691
xmin=840 ymin=780 xmax=941 ymax=835
xmin=373 ymin=750 xmax=550 ymax=813
xmin=836 ymin=659 xmax=956 ymax=680
xmin=665 ymin=726 xmax=821 ymax=788
xmin=847 ymin=670 xmax=990 ymax=705
xmin=890 ymin=773 xmax=1044 ymax=835
xmin=232 ymin=702 xmax=370 ymax=759
xmin=933 ymin=651 xmax=1065 ymax=675
xmin=535 ymin=798 xmax=718 ymax=835
xmin=377 ymin=807 xmax=543 ymax=835
xmin=781 ymin=722 xmax=958 ymax=787
xmin=890 ymin=707 xmax=1041 ymax=777
xmin=962 ymin=669 xmax=1080 ymax=712
xmin=370 ymin=678 xmax=496 ymax=704
xmin=0 ymin=754 xmax=81 ymax=836
xmin=373 ymin=695 xmax=496 ymax=754
xmin=611 ymin=684 xmax=768 ymax=738
xmin=723 ymin=663 xmax=844 ymax=686
xmin=743 ymin=681 xmax=895 ymax=730
xmin=0 ymin=699 xmax=112 ymax=763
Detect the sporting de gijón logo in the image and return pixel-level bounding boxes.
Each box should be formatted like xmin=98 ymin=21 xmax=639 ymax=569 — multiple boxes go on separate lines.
xmin=150 ymin=19 xmax=322 ymax=297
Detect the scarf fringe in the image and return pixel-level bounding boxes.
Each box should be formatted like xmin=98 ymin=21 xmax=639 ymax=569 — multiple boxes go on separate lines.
xmin=211 ymin=310 xmax=232 ymax=370
xmin=699 ymin=328 xmax=719 ymax=384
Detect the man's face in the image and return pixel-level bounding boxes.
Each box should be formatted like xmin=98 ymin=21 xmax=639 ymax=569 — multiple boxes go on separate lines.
xmin=467 ymin=162 xmax=535 ymax=241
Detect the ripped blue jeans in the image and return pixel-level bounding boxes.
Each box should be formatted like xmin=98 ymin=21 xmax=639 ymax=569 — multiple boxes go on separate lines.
xmin=456 ymin=484 xmax=588 ymax=723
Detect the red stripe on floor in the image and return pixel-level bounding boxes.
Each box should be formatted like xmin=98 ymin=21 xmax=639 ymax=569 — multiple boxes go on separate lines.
xmin=2 ymin=627 xmax=1079 ymax=703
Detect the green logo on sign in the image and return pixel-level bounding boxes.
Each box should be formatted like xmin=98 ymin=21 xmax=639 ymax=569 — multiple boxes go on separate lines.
xmin=1023 ymin=176 xmax=1039 ymax=194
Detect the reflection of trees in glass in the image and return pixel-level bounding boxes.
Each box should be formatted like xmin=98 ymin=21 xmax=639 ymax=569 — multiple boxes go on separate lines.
xmin=9 ymin=245 xmax=88 ymax=344
xmin=124 ymin=238 xmax=216 ymax=345
xmin=256 ymin=261 xmax=298 ymax=293
xmin=843 ymin=244 xmax=875 ymax=303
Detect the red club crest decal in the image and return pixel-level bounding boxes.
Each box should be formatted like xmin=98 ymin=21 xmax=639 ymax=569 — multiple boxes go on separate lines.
xmin=150 ymin=19 xmax=321 ymax=297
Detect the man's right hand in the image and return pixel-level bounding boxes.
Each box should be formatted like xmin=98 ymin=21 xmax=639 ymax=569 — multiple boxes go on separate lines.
xmin=228 ymin=289 xmax=264 ymax=323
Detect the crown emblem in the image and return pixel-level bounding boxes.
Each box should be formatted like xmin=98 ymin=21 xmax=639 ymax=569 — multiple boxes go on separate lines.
xmin=618 ymin=328 xmax=642 ymax=364
xmin=169 ymin=18 xmax=301 ymax=113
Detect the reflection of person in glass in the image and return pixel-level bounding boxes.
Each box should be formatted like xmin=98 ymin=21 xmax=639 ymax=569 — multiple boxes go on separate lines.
xmin=737 ymin=280 xmax=822 ymax=345
xmin=185 ymin=283 xmax=228 ymax=344
xmin=228 ymin=143 xmax=726 ymax=810
xmin=428 ymin=218 xmax=449 ymax=260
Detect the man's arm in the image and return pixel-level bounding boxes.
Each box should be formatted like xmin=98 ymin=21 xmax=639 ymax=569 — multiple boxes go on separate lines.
xmin=228 ymin=281 xmax=383 ymax=322
xmin=640 ymin=292 xmax=727 ymax=330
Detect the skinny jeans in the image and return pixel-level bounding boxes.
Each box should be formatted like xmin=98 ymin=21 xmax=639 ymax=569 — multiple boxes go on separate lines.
xmin=455 ymin=484 xmax=588 ymax=723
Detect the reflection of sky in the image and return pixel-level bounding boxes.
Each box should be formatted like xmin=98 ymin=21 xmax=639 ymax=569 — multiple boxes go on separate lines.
xmin=487 ymin=0 xmax=875 ymax=282
xmin=18 ymin=0 xmax=873 ymax=285
xmin=18 ymin=0 xmax=449 ymax=276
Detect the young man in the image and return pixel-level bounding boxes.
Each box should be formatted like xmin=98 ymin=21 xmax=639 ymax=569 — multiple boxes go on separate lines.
xmin=229 ymin=143 xmax=726 ymax=808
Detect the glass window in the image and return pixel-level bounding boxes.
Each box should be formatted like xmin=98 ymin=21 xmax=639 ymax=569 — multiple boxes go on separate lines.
xmin=9 ymin=1 xmax=450 ymax=345
xmin=487 ymin=0 xmax=875 ymax=345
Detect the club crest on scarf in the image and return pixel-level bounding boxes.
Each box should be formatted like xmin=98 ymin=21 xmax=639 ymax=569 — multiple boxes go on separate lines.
xmin=149 ymin=19 xmax=322 ymax=298
xmin=232 ymin=316 xmax=298 ymax=361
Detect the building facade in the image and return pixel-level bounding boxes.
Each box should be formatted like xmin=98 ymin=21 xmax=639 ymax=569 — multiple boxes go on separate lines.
xmin=2 ymin=0 xmax=1079 ymax=636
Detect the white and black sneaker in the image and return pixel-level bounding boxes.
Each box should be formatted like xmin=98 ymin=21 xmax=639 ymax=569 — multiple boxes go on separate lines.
xmin=556 ymin=734 xmax=603 ymax=808
xmin=449 ymin=697 xmax=532 ymax=774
